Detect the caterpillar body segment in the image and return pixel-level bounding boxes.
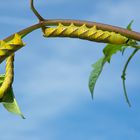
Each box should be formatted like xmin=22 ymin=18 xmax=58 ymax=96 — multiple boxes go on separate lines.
xmin=0 ymin=34 xmax=24 ymax=98
xmin=0 ymin=54 xmax=14 ymax=99
xmin=0 ymin=34 xmax=25 ymax=63
xmin=43 ymin=23 xmax=128 ymax=45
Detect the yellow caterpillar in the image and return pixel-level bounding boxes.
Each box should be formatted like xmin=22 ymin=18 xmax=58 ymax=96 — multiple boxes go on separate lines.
xmin=0 ymin=34 xmax=25 ymax=63
xmin=0 ymin=55 xmax=14 ymax=99
xmin=43 ymin=23 xmax=129 ymax=45
xmin=0 ymin=34 xmax=24 ymax=99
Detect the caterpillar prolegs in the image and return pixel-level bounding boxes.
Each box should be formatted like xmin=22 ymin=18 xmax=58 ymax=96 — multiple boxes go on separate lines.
xmin=43 ymin=23 xmax=129 ymax=45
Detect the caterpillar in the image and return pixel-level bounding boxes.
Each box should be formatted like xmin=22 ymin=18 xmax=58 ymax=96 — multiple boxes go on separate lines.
xmin=0 ymin=34 xmax=24 ymax=99
xmin=0 ymin=54 xmax=14 ymax=99
xmin=43 ymin=23 xmax=129 ymax=45
xmin=0 ymin=34 xmax=25 ymax=63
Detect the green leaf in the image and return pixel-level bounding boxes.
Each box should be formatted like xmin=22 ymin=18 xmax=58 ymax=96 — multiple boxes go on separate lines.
xmin=127 ymin=20 xmax=134 ymax=31
xmin=103 ymin=21 xmax=134 ymax=59
xmin=122 ymin=20 xmax=135 ymax=54
xmin=88 ymin=20 xmax=136 ymax=102
xmin=89 ymin=57 xmax=105 ymax=98
xmin=2 ymin=87 xmax=25 ymax=119
xmin=103 ymin=44 xmax=123 ymax=62
xmin=0 ymin=75 xmax=25 ymax=119
xmin=126 ymin=20 xmax=137 ymax=46
xmin=89 ymin=43 xmax=123 ymax=98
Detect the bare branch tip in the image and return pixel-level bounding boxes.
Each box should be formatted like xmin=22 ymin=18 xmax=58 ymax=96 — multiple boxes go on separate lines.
xmin=30 ymin=0 xmax=45 ymax=22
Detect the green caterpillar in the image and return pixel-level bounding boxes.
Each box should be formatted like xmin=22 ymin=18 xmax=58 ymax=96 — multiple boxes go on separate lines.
xmin=43 ymin=23 xmax=129 ymax=45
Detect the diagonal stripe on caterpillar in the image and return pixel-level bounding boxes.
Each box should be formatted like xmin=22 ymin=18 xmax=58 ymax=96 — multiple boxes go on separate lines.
xmin=43 ymin=23 xmax=129 ymax=45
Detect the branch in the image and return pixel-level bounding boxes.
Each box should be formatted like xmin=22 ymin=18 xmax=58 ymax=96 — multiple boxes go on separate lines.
xmin=30 ymin=0 xmax=44 ymax=21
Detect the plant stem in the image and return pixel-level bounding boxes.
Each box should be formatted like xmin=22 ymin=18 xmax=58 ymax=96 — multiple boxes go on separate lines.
xmin=30 ymin=0 xmax=44 ymax=21
xmin=121 ymin=48 xmax=139 ymax=107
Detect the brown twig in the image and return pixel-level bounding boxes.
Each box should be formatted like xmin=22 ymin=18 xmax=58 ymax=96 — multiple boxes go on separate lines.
xmin=30 ymin=0 xmax=44 ymax=21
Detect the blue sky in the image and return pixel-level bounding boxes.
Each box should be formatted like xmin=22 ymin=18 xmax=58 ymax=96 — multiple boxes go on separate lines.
xmin=0 ymin=0 xmax=140 ymax=139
